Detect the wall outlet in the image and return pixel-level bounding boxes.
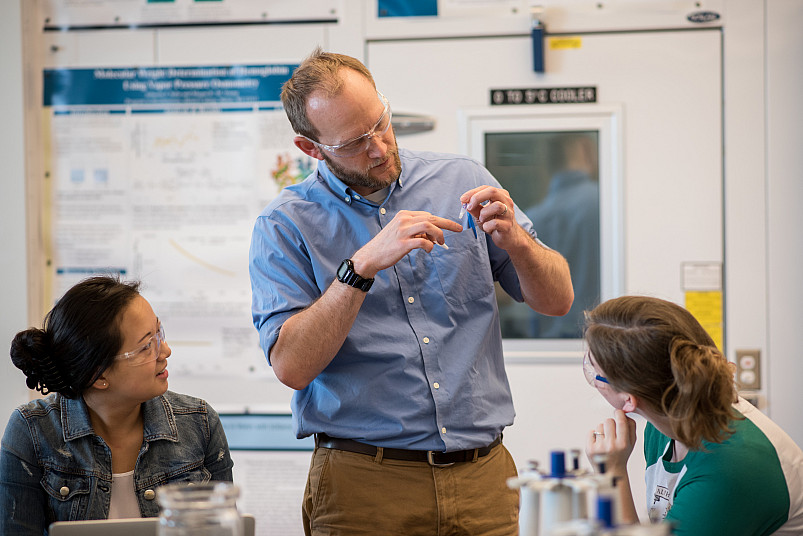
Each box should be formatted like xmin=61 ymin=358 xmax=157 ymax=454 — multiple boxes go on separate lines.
xmin=735 ymin=349 xmax=761 ymax=390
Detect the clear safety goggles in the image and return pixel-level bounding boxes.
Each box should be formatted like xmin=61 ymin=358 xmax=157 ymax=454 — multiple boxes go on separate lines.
xmin=583 ymin=351 xmax=609 ymax=386
xmin=304 ymin=92 xmax=392 ymax=158
xmin=114 ymin=324 xmax=166 ymax=366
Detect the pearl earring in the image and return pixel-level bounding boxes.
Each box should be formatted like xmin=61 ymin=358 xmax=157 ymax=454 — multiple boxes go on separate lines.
xmin=100 ymin=380 xmax=107 ymax=388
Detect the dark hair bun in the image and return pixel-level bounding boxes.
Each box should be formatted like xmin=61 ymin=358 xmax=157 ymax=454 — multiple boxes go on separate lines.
xmin=10 ymin=329 xmax=72 ymax=396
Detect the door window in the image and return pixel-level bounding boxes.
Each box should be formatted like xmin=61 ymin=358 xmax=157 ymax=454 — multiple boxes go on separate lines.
xmin=486 ymin=131 xmax=600 ymax=339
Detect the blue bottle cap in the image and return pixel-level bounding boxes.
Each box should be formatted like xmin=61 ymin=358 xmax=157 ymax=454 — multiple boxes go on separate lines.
xmin=597 ymin=495 xmax=614 ymax=529
xmin=550 ymin=450 xmax=566 ymax=478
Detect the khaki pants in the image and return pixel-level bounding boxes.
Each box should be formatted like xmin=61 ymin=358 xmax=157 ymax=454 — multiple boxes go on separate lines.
xmin=302 ymin=442 xmax=520 ymax=536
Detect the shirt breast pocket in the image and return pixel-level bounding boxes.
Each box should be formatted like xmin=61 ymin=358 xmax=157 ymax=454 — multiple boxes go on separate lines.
xmin=157 ymin=460 xmax=212 ymax=487
xmin=41 ymin=466 xmax=92 ymax=521
xmin=432 ymin=231 xmax=494 ymax=305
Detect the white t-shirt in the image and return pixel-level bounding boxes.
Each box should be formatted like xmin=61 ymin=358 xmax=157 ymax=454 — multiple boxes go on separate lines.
xmin=108 ymin=470 xmax=140 ymax=519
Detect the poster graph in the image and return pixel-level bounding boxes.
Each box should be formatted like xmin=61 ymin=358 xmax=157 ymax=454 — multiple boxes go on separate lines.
xmin=44 ymin=64 xmax=313 ymax=379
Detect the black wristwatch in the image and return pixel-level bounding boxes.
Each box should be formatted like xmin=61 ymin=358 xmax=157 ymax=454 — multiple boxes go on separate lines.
xmin=336 ymin=259 xmax=374 ymax=292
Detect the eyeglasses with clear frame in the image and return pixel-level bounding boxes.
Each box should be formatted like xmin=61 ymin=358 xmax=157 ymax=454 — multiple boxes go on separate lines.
xmin=303 ymin=91 xmax=392 ymax=158
xmin=114 ymin=324 xmax=165 ymax=367
xmin=583 ymin=351 xmax=610 ymax=386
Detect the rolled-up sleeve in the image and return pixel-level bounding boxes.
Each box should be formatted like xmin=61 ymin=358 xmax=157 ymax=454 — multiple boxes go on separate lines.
xmin=249 ymin=209 xmax=321 ymax=364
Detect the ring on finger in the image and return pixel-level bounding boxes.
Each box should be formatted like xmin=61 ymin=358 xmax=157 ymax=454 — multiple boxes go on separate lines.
xmin=500 ymin=203 xmax=508 ymax=217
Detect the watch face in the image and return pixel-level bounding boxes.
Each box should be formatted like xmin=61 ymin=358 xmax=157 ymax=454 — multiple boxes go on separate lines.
xmin=337 ymin=259 xmax=352 ymax=280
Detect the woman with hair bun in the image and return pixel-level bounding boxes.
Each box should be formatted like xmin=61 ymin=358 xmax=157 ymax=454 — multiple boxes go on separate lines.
xmin=0 ymin=276 xmax=233 ymax=534
xmin=583 ymin=295 xmax=803 ymax=535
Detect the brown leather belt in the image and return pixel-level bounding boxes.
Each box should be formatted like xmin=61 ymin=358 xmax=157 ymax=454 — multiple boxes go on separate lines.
xmin=315 ymin=433 xmax=502 ymax=467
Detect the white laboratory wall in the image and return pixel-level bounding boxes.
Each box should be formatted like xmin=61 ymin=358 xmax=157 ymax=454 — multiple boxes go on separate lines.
xmin=765 ymin=0 xmax=803 ymax=444
xmin=0 ymin=1 xmax=801 ymax=526
xmin=720 ymin=0 xmax=803 ymax=445
xmin=0 ymin=0 xmax=32 ymax=420
xmin=722 ymin=1 xmax=768 ymax=406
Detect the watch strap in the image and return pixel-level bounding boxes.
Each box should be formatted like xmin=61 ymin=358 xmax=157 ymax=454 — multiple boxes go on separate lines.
xmin=337 ymin=259 xmax=374 ymax=292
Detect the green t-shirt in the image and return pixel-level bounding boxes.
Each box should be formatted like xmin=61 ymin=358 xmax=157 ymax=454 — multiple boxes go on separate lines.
xmin=643 ymin=398 xmax=803 ymax=535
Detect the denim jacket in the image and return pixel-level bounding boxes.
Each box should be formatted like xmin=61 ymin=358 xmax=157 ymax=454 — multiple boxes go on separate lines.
xmin=0 ymin=390 xmax=233 ymax=535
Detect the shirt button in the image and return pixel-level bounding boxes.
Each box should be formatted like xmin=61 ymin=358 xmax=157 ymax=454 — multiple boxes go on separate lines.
xmin=144 ymin=489 xmax=156 ymax=500
xmin=60 ymin=486 xmax=70 ymax=497
xmin=433 ymin=382 xmax=440 ymax=389
xmin=423 ymin=337 xmax=430 ymax=344
xmin=344 ymin=195 xmax=351 ymax=203
xmin=407 ymin=296 xmax=415 ymax=304
xmin=441 ymin=427 xmax=447 ymax=434
xmin=380 ymin=208 xmax=387 ymax=215
xmin=354 ymin=194 xmax=361 ymax=200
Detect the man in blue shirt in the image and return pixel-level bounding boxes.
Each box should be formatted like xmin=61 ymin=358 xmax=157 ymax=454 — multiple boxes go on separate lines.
xmin=249 ymin=48 xmax=573 ymax=535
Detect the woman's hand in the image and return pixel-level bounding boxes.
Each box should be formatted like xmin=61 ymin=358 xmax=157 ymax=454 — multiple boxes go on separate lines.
xmin=585 ymin=410 xmax=642 ymax=525
xmin=586 ymin=409 xmax=637 ymax=475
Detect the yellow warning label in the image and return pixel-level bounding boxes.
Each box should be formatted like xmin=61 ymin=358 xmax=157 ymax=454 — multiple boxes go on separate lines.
xmin=685 ymin=290 xmax=723 ymax=351
xmin=549 ymin=37 xmax=582 ymax=50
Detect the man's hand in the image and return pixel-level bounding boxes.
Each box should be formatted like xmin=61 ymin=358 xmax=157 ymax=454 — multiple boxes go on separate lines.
xmin=351 ymin=210 xmax=463 ymax=278
xmin=461 ymin=185 xmax=574 ymax=316
xmin=460 ymin=186 xmax=528 ymax=250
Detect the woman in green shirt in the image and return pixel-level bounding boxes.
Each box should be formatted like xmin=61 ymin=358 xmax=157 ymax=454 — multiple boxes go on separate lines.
xmin=583 ymin=296 xmax=803 ymax=535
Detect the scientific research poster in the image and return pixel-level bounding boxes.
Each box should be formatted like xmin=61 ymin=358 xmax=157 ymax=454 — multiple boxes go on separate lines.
xmin=43 ymin=64 xmax=313 ymax=379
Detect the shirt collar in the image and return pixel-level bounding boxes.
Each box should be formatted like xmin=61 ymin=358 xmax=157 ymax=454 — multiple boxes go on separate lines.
xmin=61 ymin=395 xmax=94 ymax=441
xmin=316 ymin=158 xmax=404 ymax=206
xmin=60 ymin=394 xmax=178 ymax=443
xmin=141 ymin=394 xmax=179 ymax=442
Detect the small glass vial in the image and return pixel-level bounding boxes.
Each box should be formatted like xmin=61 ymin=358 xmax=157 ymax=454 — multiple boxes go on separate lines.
xmin=157 ymin=481 xmax=242 ymax=536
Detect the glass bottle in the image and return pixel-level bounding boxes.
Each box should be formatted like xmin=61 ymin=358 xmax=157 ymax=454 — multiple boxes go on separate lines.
xmin=157 ymin=481 xmax=242 ymax=536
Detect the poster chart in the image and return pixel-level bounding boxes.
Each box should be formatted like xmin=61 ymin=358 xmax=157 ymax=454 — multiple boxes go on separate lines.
xmin=43 ymin=64 xmax=314 ymax=380
xmin=42 ymin=0 xmax=339 ymax=28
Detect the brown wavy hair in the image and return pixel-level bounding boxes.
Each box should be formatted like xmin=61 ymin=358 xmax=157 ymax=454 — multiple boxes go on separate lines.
xmin=584 ymin=295 xmax=738 ymax=450
xmin=280 ymin=47 xmax=375 ymax=142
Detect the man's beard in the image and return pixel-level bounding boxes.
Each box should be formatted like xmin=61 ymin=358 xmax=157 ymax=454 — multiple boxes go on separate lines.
xmin=321 ymin=145 xmax=402 ymax=192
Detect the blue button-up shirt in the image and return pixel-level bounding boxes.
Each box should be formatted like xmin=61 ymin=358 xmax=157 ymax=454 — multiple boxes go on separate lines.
xmin=250 ymin=149 xmax=539 ymax=451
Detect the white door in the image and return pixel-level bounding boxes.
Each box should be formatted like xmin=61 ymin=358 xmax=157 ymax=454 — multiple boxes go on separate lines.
xmin=368 ymin=29 xmax=722 ymax=513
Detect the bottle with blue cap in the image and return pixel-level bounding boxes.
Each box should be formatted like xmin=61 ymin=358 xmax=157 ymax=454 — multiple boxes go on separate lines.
xmin=540 ymin=450 xmax=575 ymax=534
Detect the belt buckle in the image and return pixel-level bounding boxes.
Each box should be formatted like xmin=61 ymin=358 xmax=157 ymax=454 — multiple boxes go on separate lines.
xmin=427 ymin=450 xmax=455 ymax=467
